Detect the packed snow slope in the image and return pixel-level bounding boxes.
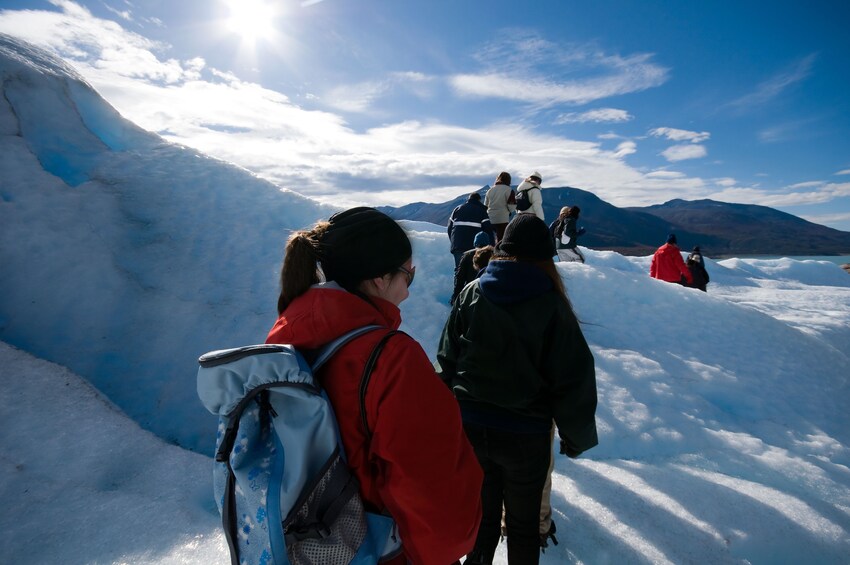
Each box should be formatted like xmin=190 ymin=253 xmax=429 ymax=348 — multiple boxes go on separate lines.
xmin=2 ymin=250 xmax=849 ymax=564
xmin=2 ymin=34 xmax=850 ymax=564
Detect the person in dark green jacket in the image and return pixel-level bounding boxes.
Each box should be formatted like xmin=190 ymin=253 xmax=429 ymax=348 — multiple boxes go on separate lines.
xmin=436 ymin=213 xmax=598 ymax=565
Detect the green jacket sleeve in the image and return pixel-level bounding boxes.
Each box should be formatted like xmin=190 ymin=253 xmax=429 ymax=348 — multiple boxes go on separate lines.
xmin=543 ymin=306 xmax=598 ymax=454
xmin=434 ymin=302 xmax=461 ymax=388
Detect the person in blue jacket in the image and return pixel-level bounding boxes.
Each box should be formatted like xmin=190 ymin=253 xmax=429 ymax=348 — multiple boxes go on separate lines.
xmin=448 ymin=192 xmax=494 ymax=268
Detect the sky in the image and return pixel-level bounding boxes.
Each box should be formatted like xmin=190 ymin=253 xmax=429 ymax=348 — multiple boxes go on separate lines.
xmin=1 ymin=34 xmax=850 ymax=563
xmin=1 ymin=0 xmax=850 ymax=230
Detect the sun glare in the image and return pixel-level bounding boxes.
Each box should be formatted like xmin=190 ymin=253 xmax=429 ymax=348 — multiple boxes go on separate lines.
xmin=224 ymin=0 xmax=279 ymax=43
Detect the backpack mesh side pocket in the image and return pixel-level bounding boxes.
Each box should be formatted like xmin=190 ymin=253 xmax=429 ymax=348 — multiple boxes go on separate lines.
xmin=283 ymin=450 xmax=368 ymax=564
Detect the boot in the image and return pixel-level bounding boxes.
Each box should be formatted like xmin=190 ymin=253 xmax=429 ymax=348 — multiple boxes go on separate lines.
xmin=463 ymin=548 xmax=492 ymax=565
xmin=540 ymin=520 xmax=558 ymax=552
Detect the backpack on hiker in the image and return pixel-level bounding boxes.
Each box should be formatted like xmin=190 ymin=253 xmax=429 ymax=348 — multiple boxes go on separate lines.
xmin=515 ymin=188 xmax=534 ymax=212
xmin=197 ymin=325 xmax=403 ymax=565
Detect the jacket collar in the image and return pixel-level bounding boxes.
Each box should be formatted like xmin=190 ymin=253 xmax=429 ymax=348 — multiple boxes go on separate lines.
xmin=478 ymin=260 xmax=553 ymax=305
xmin=266 ymin=282 xmax=401 ymax=348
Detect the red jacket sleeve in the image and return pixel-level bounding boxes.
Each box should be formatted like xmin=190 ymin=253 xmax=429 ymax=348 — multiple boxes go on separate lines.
xmin=366 ymin=336 xmax=483 ymax=565
xmin=650 ymin=253 xmax=658 ymax=278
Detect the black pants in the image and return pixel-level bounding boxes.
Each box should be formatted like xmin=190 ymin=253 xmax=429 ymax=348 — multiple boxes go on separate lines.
xmin=463 ymin=422 xmax=551 ymax=565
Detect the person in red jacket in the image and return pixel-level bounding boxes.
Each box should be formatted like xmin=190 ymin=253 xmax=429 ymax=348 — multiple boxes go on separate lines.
xmin=266 ymin=207 xmax=483 ymax=565
xmin=650 ymin=233 xmax=693 ymax=285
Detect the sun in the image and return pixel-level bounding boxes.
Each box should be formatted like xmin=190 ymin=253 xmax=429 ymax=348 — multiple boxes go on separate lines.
xmin=223 ymin=0 xmax=279 ymax=43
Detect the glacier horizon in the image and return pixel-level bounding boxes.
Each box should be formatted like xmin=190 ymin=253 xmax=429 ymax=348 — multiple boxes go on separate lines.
xmin=2 ymin=34 xmax=850 ymax=564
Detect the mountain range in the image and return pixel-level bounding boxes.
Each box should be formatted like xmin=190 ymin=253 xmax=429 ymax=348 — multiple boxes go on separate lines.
xmin=380 ymin=187 xmax=850 ymax=257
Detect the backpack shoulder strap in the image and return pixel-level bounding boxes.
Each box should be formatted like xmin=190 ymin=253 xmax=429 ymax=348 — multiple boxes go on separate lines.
xmin=359 ymin=330 xmax=403 ymax=442
xmin=310 ymin=325 xmax=384 ymax=371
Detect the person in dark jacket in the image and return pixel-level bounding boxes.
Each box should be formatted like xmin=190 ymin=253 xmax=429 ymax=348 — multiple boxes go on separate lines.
xmin=550 ymin=206 xmax=586 ymax=263
xmin=686 ymin=246 xmax=710 ymax=291
xmin=650 ymin=233 xmax=693 ymax=285
xmin=449 ymin=192 xmax=494 ymax=268
xmin=436 ymin=214 xmax=598 ymax=565
xmin=451 ymin=231 xmax=492 ymax=304
xmin=267 ymin=207 xmax=483 ymax=565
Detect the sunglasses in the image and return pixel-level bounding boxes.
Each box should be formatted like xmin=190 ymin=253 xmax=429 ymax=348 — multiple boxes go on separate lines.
xmin=396 ymin=265 xmax=416 ymax=287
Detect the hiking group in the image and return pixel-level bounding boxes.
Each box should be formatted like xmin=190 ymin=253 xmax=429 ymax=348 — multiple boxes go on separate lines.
xmin=449 ymin=171 xmax=711 ymax=297
xmin=198 ymin=169 xmax=711 ymax=565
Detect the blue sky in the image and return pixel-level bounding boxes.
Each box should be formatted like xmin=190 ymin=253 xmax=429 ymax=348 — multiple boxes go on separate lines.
xmin=1 ymin=0 xmax=849 ymax=231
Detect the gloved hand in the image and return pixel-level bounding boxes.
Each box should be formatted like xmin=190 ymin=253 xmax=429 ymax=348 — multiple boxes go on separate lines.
xmin=577 ymin=227 xmax=586 ymax=236
xmin=559 ymin=438 xmax=582 ymax=459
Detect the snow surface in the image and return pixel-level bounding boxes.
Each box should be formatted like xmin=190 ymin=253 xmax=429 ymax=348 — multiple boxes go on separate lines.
xmin=2 ymin=34 xmax=850 ymax=564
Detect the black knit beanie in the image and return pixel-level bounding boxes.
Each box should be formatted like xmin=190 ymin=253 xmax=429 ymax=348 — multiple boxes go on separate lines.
xmin=495 ymin=214 xmax=555 ymax=260
xmin=318 ymin=207 xmax=412 ymax=287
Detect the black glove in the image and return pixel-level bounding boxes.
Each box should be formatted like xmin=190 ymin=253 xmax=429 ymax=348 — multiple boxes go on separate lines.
xmin=559 ymin=438 xmax=582 ymax=459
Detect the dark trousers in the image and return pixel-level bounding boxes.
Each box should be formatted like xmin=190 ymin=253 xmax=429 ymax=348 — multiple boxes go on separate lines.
xmin=453 ymin=250 xmax=466 ymax=269
xmin=492 ymin=223 xmax=508 ymax=244
xmin=463 ymin=423 xmax=551 ymax=565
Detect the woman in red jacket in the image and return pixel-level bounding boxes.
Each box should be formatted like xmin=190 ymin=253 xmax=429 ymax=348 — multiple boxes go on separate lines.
xmin=266 ymin=207 xmax=483 ymax=564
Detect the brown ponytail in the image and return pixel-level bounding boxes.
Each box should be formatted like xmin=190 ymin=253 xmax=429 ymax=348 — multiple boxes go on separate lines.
xmin=276 ymin=222 xmax=330 ymax=314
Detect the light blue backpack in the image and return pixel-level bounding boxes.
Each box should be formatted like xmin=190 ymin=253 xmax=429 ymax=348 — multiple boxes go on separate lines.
xmin=197 ymin=326 xmax=402 ymax=565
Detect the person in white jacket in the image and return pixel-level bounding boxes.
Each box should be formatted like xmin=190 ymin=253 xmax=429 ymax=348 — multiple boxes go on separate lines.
xmin=484 ymin=171 xmax=516 ymax=244
xmin=516 ymin=171 xmax=545 ymax=222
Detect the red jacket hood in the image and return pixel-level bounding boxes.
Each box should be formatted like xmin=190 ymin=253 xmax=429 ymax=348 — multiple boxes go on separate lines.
xmin=266 ymin=283 xmax=402 ymax=347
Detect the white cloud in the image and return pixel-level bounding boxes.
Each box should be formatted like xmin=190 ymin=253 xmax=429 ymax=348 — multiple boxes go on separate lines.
xmin=646 ymin=170 xmax=686 ymax=179
xmin=321 ymin=72 xmax=437 ymax=113
xmin=556 ymin=108 xmax=633 ymax=124
xmin=787 ymin=181 xmax=824 ymax=189
xmin=661 ymin=144 xmax=708 ymax=162
xmin=322 ymin=81 xmax=390 ymax=113
xmin=103 ymin=4 xmax=132 ymax=22
xmin=613 ymin=141 xmax=637 ymax=158
xmin=713 ymin=178 xmax=737 ymax=187
xmin=800 ymin=211 xmax=850 ymax=225
xmin=451 ymin=67 xmax=665 ymax=106
xmin=650 ymin=127 xmax=710 ymax=143
xmin=836 ymin=169 xmax=850 ymax=176
xmin=758 ymin=124 xmax=791 ymax=143
xmin=709 ymin=181 xmax=850 ymax=207
xmin=727 ymin=54 xmax=816 ymax=113
xmin=451 ymin=35 xmax=668 ymax=106
xmin=393 ymin=71 xmax=431 ymax=82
